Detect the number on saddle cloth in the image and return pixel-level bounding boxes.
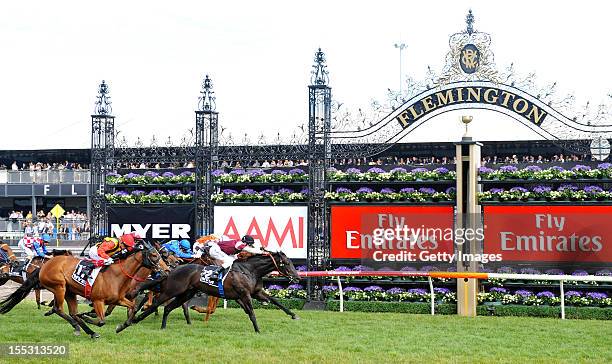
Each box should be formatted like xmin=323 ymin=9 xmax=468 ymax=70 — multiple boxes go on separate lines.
xmin=9 ymin=260 xmax=27 ymax=276
xmin=199 ymin=265 xmax=225 ymax=287
xmin=71 ymin=260 xmax=97 ymax=287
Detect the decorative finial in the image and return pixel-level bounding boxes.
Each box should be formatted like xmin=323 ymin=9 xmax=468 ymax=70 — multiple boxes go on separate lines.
xmin=310 ymin=48 xmax=329 ymax=86
xmin=198 ymin=75 xmax=216 ymax=111
xmin=466 ymin=9 xmax=475 ymax=35
xmin=94 ymin=80 xmax=112 ymax=115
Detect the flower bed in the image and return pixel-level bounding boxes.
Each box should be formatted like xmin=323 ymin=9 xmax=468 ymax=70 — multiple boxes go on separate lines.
xmin=212 ymin=188 xmax=308 ymax=205
xmin=106 ymin=189 xmax=194 ymax=204
xmin=213 ymin=168 xmax=308 ymax=184
xmin=478 ymin=185 xmax=612 ymax=202
xmin=479 ymin=164 xmax=612 ymax=181
xmin=107 ymin=171 xmax=195 ymax=185
xmin=325 ymin=187 xmax=455 ymax=202
xmin=329 ymin=166 xmax=455 ymax=182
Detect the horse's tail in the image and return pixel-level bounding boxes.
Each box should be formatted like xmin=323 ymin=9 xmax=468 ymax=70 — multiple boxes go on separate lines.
xmin=127 ymin=276 xmax=166 ymax=300
xmin=0 ymin=268 xmax=40 ymax=314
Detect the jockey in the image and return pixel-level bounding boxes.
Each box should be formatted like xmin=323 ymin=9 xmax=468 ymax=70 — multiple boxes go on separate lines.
xmin=193 ymin=235 xmax=219 ymax=256
xmin=32 ymin=238 xmax=49 ymax=258
xmin=0 ymin=243 xmax=15 ymax=265
xmin=89 ymin=234 xmax=137 ymax=266
xmin=207 ymin=235 xmax=264 ymax=269
xmin=17 ymin=236 xmax=48 ymax=261
xmin=161 ymin=239 xmax=195 ymax=259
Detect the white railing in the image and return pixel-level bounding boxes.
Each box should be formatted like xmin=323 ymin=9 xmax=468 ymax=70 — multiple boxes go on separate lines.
xmin=0 ymin=170 xmax=90 ymax=184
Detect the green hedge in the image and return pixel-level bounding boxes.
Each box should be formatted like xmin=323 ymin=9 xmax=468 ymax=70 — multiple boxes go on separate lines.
xmin=223 ymin=298 xmax=305 ymax=310
xmin=325 ymin=301 xmax=457 ymax=315
xmin=478 ymin=304 xmax=612 ymax=320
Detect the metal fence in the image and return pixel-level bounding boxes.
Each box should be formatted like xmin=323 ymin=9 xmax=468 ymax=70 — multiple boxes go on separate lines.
xmin=0 ymin=170 xmax=90 ymax=184
xmin=0 ymin=217 xmax=89 ymax=241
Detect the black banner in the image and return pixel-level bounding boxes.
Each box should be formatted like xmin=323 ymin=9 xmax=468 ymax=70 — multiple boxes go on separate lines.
xmin=107 ymin=205 xmax=196 ymax=240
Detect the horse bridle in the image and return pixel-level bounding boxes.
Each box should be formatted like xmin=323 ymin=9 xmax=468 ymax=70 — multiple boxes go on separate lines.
xmin=264 ymin=251 xmax=297 ymax=282
xmin=118 ymin=242 xmax=166 ymax=282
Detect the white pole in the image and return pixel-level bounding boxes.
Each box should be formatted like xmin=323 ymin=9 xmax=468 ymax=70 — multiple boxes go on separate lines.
xmin=428 ymin=276 xmax=435 ymax=315
xmin=560 ymin=280 xmax=565 ymax=320
xmin=337 ymin=276 xmax=344 ymax=313
xmin=223 ymin=299 xmax=227 ymax=310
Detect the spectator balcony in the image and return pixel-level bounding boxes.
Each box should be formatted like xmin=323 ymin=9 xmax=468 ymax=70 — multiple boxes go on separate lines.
xmin=0 ymin=170 xmax=90 ymax=184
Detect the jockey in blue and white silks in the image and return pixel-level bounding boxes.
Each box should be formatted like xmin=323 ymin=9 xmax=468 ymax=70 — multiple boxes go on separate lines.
xmin=17 ymin=237 xmax=48 ymax=260
xmin=162 ymin=239 xmax=196 ymax=259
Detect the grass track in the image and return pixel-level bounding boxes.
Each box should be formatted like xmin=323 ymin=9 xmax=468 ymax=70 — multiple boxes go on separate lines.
xmin=0 ymin=301 xmax=610 ymax=363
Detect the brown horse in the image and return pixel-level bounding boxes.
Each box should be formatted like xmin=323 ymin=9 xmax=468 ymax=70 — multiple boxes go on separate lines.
xmin=0 ymin=241 xmax=167 ymax=338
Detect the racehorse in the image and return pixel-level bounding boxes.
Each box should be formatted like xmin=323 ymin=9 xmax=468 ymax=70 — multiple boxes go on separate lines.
xmin=0 ymin=248 xmax=71 ymax=309
xmin=0 ymin=241 xmax=168 ymax=338
xmin=116 ymin=250 xmax=300 ymax=333
xmin=0 ymin=243 xmax=17 ymax=278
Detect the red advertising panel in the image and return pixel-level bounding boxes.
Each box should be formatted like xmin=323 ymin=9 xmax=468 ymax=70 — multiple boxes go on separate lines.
xmin=330 ymin=205 xmax=455 ymax=261
xmin=484 ymin=205 xmax=612 ymax=263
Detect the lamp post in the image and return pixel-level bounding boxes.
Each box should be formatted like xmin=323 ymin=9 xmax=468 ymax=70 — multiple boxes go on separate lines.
xmin=394 ymin=43 xmax=407 ymax=95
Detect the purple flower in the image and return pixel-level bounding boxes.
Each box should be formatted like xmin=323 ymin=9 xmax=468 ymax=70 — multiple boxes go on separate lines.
xmin=420 ymin=265 xmax=438 ymax=272
xmin=288 ymin=168 xmax=305 ymax=175
xmin=497 ymin=266 xmax=516 ymax=274
xmin=545 ymin=269 xmax=564 ymax=275
xmin=571 ymin=270 xmax=589 ymax=276
xmin=287 ymin=284 xmax=304 ymax=290
xmin=300 ymin=188 xmax=309 ymax=194
xmin=478 ymin=166 xmax=494 ymax=174
xmin=411 ymin=168 xmax=428 ymax=174
xmin=114 ymin=191 xmax=129 ymax=197
xmin=407 ymin=288 xmax=428 ymax=295
xmin=222 ymin=189 xmax=238 ymax=195
xmin=572 ymin=165 xmax=591 ymax=171
xmin=433 ymin=167 xmax=449 ymax=174
xmin=343 ymin=286 xmax=362 ymax=292
xmin=229 ymin=169 xmax=245 ymax=176
xmin=434 ymin=287 xmax=451 ymax=295
xmin=271 ymin=169 xmax=287 ymax=175
xmin=510 ymin=187 xmax=528 ymax=193
xmin=445 ymin=187 xmax=456 ymax=194
xmin=400 ymin=187 xmax=416 ymax=193
xmin=322 ymin=285 xmax=338 ymax=293
xmin=597 ymin=163 xmax=612 ymax=169
xmin=586 ymin=292 xmax=608 ymax=300
xmin=584 ymin=186 xmax=604 ymax=194
xmin=490 ymin=287 xmax=508 ymax=294
xmin=367 ymin=167 xmax=386 ymax=174
xmin=180 ymin=171 xmax=194 ymax=177
xmin=260 ymin=189 xmax=275 ymax=196
xmin=335 ymin=187 xmax=352 ymax=194
xmin=550 ymin=166 xmax=565 ymax=172
xmin=107 ymin=172 xmax=121 ymax=178
xmin=162 ymin=171 xmax=176 ymax=178
xmin=386 ymin=287 xmax=406 ymax=294
xmin=345 ymin=168 xmax=362 ymax=174
xmin=558 ymin=184 xmax=578 ymax=192
xmin=267 ymin=285 xmax=283 ymax=290
xmin=595 ymin=269 xmax=612 ymax=276
xmin=489 ymin=188 xmax=505 ymax=194
xmin=499 ymin=165 xmax=518 ymax=173
xmin=532 ymin=186 xmax=552 ymax=194
xmin=149 ymin=189 xmax=165 ymax=196
xmin=278 ymin=188 xmax=294 ymax=194
xmin=364 ymin=285 xmax=383 ymax=292
xmin=356 ymin=187 xmax=374 ymax=194
xmin=353 ymin=265 xmax=373 ymax=271
xmin=167 ymin=189 xmax=181 ymax=196
xmin=240 ymin=188 xmax=257 ymax=195
xmin=524 ymin=165 xmax=542 ymax=172
xmin=248 ymin=169 xmax=265 ymax=177
xmin=418 ymin=187 xmax=436 ymax=195
xmin=400 ymin=266 xmax=416 ymax=272
xmin=189 ymin=191 xmax=195 ymax=196
xmin=131 ymin=190 xmax=145 ymax=196
xmin=125 ymin=172 xmax=140 ymax=179
xmin=520 ymin=268 xmax=541 ymax=275
xmin=295 ymin=265 xmax=307 ymax=272
xmin=564 ymin=291 xmax=582 ymax=298
xmin=335 ymin=266 xmax=352 ymax=271
xmin=390 ymin=167 xmax=407 ymax=174
xmin=536 ymin=291 xmax=555 ymax=298
xmin=144 ymin=171 xmax=159 ymax=178
xmin=514 ymin=290 xmax=533 ymax=297
xmin=380 ymin=187 xmax=396 ymax=194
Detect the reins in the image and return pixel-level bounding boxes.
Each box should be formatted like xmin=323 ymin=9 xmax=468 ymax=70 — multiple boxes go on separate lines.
xmin=264 ymin=252 xmax=291 ymax=280
xmin=118 ymin=254 xmax=148 ymax=282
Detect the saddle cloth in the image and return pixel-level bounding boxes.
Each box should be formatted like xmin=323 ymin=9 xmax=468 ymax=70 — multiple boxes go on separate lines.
xmin=200 ymin=265 xmax=228 ymax=288
xmin=71 ymin=260 xmax=102 ymax=289
xmin=9 ymin=260 xmax=29 ymax=281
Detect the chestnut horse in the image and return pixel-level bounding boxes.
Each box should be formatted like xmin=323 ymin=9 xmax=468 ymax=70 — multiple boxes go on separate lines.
xmin=116 ymin=251 xmax=300 ymax=333
xmin=0 ymin=242 xmax=167 ymax=338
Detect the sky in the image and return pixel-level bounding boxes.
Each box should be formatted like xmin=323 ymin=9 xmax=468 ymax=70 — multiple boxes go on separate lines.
xmin=1 ymin=0 xmax=611 ymax=150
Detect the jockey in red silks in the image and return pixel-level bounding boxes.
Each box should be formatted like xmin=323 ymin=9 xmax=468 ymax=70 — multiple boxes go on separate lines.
xmin=88 ymin=233 xmax=137 ymax=266
xmin=206 ymin=235 xmax=264 ymax=269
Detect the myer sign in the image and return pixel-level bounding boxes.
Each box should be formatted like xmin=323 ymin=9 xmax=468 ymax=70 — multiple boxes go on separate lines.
xmin=107 ymin=205 xmax=195 ymax=240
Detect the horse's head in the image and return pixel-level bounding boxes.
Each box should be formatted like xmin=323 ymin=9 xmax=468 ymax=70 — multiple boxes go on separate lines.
xmin=136 ymin=241 xmax=170 ymax=275
xmin=268 ymin=250 xmax=300 ymax=283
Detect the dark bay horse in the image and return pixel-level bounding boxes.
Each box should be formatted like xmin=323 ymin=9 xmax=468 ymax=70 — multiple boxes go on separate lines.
xmin=0 ymin=242 xmax=168 ymax=338
xmin=116 ymin=251 xmax=300 ymax=333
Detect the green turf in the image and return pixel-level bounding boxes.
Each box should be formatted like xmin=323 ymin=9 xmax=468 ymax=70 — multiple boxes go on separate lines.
xmin=0 ymin=300 xmax=610 ymax=364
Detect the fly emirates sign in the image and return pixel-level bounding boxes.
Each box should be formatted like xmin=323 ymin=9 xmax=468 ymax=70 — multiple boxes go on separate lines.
xmin=484 ymin=205 xmax=612 ymax=262
xmin=214 ymin=206 xmax=307 ymax=259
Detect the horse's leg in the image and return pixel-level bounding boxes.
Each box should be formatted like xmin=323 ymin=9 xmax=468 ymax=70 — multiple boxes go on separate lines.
xmin=49 ymin=286 xmax=81 ymax=336
xmin=116 ymin=294 xmax=168 ymax=333
xmin=79 ymin=300 xmax=107 ymax=327
xmin=204 ymin=296 xmax=219 ymax=322
xmin=143 ymin=291 xmax=154 ymax=310
xmin=35 ymin=289 xmax=41 ymax=309
xmin=253 ymin=290 xmax=300 ymax=319
xmin=161 ymin=291 xmax=196 ymax=329
xmin=66 ymin=292 xmax=98 ymax=338
xmin=182 ymin=302 xmax=191 ymax=325
xmin=237 ymin=295 xmax=259 ymax=333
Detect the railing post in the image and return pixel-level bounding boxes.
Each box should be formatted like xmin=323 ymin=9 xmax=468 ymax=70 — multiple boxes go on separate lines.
xmin=428 ymin=276 xmax=435 ymax=315
xmin=560 ymin=280 xmax=565 ymax=320
xmin=337 ymin=276 xmax=344 ymax=313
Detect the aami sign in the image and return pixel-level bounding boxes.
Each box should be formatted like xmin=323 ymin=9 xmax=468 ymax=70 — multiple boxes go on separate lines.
xmin=214 ymin=206 xmax=307 ymax=259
